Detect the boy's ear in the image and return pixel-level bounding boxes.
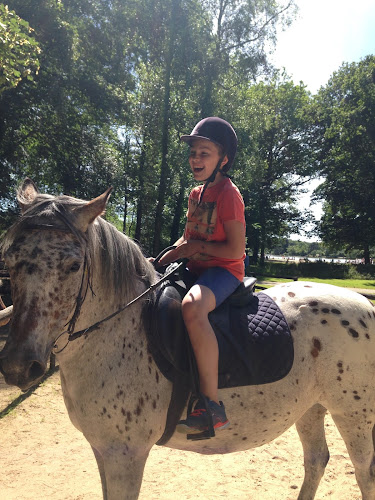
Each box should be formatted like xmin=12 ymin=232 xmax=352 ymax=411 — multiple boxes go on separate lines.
xmin=220 ymin=155 xmax=229 ymax=168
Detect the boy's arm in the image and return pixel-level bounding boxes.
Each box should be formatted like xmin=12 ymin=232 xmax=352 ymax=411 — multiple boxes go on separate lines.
xmin=168 ymin=220 xmax=245 ymax=262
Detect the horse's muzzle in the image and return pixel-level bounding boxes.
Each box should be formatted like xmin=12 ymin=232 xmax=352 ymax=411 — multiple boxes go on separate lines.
xmin=0 ymin=350 xmax=47 ymax=391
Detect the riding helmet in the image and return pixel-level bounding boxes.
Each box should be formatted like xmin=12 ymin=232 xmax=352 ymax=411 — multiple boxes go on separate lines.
xmin=180 ymin=117 xmax=237 ymax=172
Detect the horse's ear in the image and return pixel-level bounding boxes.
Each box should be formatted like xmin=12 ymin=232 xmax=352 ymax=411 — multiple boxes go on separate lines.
xmin=73 ymin=187 xmax=113 ymax=232
xmin=17 ymin=178 xmax=39 ymax=213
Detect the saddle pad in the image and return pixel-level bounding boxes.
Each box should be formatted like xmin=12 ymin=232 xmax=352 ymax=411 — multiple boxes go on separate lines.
xmin=210 ymin=292 xmax=294 ymax=388
xmin=150 ymin=285 xmax=294 ymax=389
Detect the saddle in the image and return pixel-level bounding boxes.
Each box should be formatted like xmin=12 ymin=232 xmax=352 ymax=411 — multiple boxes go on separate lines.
xmin=146 ymin=265 xmax=294 ymax=444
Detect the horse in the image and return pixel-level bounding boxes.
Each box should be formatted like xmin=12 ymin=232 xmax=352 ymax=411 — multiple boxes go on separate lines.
xmin=1 ymin=179 xmax=375 ymax=500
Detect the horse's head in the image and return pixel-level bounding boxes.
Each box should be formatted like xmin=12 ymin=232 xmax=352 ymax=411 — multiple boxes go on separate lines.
xmin=0 ymin=179 xmax=112 ymax=390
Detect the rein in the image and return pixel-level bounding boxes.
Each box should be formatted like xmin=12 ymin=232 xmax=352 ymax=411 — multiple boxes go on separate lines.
xmin=53 ymin=248 xmax=185 ymax=353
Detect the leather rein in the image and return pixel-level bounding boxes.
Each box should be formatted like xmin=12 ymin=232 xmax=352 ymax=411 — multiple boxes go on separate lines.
xmin=52 ymin=244 xmax=183 ymax=353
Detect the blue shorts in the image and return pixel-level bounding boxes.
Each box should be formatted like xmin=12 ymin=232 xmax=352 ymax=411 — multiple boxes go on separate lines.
xmin=194 ymin=267 xmax=241 ymax=307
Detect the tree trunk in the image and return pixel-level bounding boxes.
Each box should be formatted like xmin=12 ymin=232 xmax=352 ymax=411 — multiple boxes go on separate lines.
xmin=364 ymin=244 xmax=370 ymax=265
xmin=152 ymin=0 xmax=179 ymax=255
xmin=169 ymin=175 xmax=186 ymax=244
xmin=134 ymin=145 xmax=146 ymax=244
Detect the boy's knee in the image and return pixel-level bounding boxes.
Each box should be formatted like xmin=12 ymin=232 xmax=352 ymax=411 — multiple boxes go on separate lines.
xmin=181 ymin=296 xmax=205 ymax=326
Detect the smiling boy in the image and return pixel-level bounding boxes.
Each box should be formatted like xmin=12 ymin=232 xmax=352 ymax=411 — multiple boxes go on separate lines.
xmin=157 ymin=117 xmax=246 ymax=433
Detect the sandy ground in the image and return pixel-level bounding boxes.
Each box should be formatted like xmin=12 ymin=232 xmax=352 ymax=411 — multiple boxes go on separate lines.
xmin=0 ymin=364 xmax=362 ymax=500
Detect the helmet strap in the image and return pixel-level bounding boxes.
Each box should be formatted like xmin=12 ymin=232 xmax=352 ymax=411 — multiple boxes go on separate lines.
xmin=197 ymin=157 xmax=225 ymax=208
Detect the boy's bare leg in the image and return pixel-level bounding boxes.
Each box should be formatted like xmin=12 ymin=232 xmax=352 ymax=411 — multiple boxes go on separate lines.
xmin=182 ymin=284 xmax=219 ymax=403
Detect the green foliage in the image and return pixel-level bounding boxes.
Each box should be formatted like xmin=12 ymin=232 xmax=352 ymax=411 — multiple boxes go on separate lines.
xmin=248 ymin=260 xmax=375 ymax=280
xmin=313 ymin=56 xmax=375 ymax=263
xmin=0 ymin=4 xmax=40 ymax=93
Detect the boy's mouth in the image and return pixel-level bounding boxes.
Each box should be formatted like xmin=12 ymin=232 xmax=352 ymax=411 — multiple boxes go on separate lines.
xmin=193 ymin=167 xmax=204 ymax=173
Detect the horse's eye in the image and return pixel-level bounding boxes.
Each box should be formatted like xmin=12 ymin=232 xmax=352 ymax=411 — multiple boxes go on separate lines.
xmin=70 ymin=262 xmax=81 ymax=272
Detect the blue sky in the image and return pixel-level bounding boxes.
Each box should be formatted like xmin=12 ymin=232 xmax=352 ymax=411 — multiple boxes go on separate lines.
xmin=270 ymin=0 xmax=375 ymax=238
xmin=271 ymin=0 xmax=375 ymax=93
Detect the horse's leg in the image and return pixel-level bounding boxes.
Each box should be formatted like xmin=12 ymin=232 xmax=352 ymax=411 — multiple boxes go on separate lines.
xmin=331 ymin=413 xmax=375 ymax=500
xmin=295 ymin=403 xmax=329 ymax=500
xmin=91 ymin=446 xmax=108 ymax=500
xmin=100 ymin=447 xmax=150 ymax=500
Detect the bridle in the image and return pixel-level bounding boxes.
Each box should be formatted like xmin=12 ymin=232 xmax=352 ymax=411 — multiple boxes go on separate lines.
xmin=14 ymin=201 xmax=182 ymax=354
xmin=53 ymin=257 xmax=184 ymax=352
xmin=52 ymin=243 xmax=184 ymax=353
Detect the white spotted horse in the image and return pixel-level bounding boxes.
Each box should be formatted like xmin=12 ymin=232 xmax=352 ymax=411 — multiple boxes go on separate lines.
xmin=1 ymin=179 xmax=375 ymax=500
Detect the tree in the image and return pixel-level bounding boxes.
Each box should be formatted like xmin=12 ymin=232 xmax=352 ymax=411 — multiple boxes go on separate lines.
xmin=314 ymin=56 xmax=375 ymax=263
xmin=0 ymin=4 xmax=40 ymax=93
xmin=232 ymin=74 xmax=315 ymax=263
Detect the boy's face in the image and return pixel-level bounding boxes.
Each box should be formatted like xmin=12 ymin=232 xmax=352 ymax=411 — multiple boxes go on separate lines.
xmin=188 ymin=138 xmax=228 ymax=185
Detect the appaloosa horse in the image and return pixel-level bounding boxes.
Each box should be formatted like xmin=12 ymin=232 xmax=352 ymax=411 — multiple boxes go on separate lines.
xmin=1 ymin=179 xmax=375 ymax=500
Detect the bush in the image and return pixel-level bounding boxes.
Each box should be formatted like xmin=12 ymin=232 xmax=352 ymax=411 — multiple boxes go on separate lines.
xmin=247 ymin=261 xmax=375 ymax=280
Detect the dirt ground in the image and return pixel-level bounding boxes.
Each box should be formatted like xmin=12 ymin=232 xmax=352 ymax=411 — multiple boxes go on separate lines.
xmin=0 ymin=360 xmax=362 ymax=500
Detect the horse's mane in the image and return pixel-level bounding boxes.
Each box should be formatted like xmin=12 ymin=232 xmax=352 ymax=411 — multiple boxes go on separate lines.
xmin=1 ymin=193 xmax=156 ymax=300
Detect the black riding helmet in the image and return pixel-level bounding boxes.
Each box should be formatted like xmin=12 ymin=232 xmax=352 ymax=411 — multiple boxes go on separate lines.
xmin=180 ymin=117 xmax=237 ymax=173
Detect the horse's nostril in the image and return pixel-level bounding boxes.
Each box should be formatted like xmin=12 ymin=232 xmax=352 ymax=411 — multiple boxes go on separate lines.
xmin=28 ymin=361 xmax=45 ymax=381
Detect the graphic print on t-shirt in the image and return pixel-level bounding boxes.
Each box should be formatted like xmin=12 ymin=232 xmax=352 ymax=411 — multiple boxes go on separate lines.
xmin=186 ymin=199 xmax=217 ymax=237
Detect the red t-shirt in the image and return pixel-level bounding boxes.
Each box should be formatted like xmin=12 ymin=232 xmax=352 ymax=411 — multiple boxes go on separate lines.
xmin=183 ymin=177 xmax=246 ymax=281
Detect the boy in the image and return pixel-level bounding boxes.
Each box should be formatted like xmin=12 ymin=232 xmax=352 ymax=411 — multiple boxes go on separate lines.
xmin=157 ymin=117 xmax=246 ymax=433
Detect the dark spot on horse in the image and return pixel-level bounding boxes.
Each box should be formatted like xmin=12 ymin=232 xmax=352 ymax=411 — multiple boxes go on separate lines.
xmin=102 ymin=407 xmax=107 ymax=414
xmin=311 ymin=338 xmax=322 ymax=357
xmin=321 ymin=319 xmax=327 ymax=324
xmin=359 ymin=319 xmax=368 ymax=328
xmin=152 ymin=400 xmax=157 ymax=409
xmin=28 ymin=263 xmax=38 ymax=275
xmin=121 ymin=408 xmax=126 ymax=416
xmin=242 ymin=437 xmax=247 ymax=440
xmin=309 ymin=301 xmax=318 ymax=307
xmin=341 ymin=320 xmax=350 ymax=326
xmin=102 ymin=381 xmax=105 ymax=388
xmin=288 ymin=292 xmax=295 ymax=297
xmin=304 ymin=285 xmax=312 ymax=288
xmin=126 ymin=411 xmax=132 ymax=422
xmin=331 ymin=309 xmax=341 ymax=315
xmin=354 ymin=395 xmax=361 ymax=400
xmin=295 ymin=379 xmax=299 ymax=384
xmin=290 ymin=324 xmax=295 ymax=330
xmin=322 ymin=308 xmax=330 ymax=313
xmin=155 ymin=370 xmax=159 ymax=383
xmin=343 ymin=390 xmax=347 ymax=394
xmin=134 ymin=406 xmax=142 ymax=416
xmin=349 ymin=328 xmax=359 ymax=338
xmin=366 ymin=334 xmax=370 ymax=339
xmin=337 ymin=376 xmax=342 ymax=381
xmin=281 ymin=296 xmax=286 ymax=302
xmin=313 ymin=338 xmax=322 ymax=351
xmin=312 ymin=308 xmax=319 ymax=314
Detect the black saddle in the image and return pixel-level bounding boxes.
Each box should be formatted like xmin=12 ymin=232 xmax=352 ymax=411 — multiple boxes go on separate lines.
xmin=150 ymin=274 xmax=294 ymax=389
xmin=146 ymin=269 xmax=294 ymax=444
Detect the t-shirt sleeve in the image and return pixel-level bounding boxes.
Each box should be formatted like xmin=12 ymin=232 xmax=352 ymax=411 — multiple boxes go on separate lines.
xmin=219 ymin=184 xmax=245 ymax=223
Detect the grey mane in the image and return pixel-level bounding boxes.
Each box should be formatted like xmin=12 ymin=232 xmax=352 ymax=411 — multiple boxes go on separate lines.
xmin=1 ymin=193 xmax=156 ymax=300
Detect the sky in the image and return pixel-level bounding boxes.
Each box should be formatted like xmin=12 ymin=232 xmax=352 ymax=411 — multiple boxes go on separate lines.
xmin=269 ymin=0 xmax=375 ymax=239
xmin=271 ymin=0 xmax=375 ymax=94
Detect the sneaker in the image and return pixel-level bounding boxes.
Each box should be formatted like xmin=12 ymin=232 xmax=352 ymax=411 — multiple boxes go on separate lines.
xmin=176 ymin=399 xmax=230 ymax=434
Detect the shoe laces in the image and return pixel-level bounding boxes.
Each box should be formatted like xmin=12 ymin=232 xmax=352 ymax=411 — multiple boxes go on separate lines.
xmin=190 ymin=407 xmax=206 ymax=417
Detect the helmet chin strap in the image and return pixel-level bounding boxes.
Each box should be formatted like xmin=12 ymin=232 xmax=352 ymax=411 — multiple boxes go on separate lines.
xmin=197 ymin=157 xmax=227 ymax=208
